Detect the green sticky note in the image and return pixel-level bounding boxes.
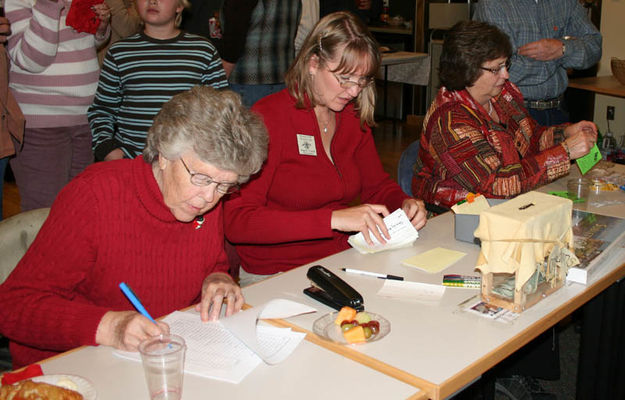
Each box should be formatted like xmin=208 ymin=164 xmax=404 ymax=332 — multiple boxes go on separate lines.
xmin=575 ymin=144 xmax=601 ymax=175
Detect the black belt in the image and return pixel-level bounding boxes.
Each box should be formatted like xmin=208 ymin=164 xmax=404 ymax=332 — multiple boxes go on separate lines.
xmin=524 ymin=95 xmax=563 ymax=110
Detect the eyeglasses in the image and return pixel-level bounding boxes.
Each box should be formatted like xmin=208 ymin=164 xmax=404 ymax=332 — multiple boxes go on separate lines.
xmin=479 ymin=59 xmax=512 ymax=75
xmin=179 ymin=158 xmax=239 ymax=194
xmin=331 ymin=71 xmax=374 ymax=89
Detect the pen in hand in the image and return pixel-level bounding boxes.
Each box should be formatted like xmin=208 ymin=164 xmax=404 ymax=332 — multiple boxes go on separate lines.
xmin=119 ymin=282 xmax=156 ymax=324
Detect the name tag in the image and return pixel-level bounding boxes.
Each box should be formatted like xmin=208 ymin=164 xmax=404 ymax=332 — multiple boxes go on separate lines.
xmin=297 ymin=134 xmax=317 ymax=156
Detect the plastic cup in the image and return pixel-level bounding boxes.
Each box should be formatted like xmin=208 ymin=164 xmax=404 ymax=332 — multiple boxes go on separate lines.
xmin=139 ymin=334 xmax=186 ymax=400
xmin=567 ymin=178 xmax=590 ymax=204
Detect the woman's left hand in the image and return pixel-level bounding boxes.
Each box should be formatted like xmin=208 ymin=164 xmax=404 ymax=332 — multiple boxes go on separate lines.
xmin=402 ymin=198 xmax=427 ymax=230
xmin=92 ymin=3 xmax=111 ymax=34
xmin=196 ymin=272 xmax=244 ymax=322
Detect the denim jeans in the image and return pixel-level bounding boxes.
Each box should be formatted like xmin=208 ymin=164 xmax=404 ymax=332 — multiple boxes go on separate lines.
xmin=229 ymin=83 xmax=286 ymax=108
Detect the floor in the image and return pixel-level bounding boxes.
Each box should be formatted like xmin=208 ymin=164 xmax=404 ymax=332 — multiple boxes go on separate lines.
xmin=0 ymin=120 xmax=581 ymax=398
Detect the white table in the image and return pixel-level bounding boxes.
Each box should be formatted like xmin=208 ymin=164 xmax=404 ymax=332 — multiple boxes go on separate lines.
xmin=37 ymin=338 xmax=423 ymax=399
xmin=241 ymin=207 xmax=625 ymax=399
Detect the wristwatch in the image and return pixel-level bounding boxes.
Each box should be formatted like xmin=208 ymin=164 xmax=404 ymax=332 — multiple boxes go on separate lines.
xmin=561 ymin=36 xmax=572 ymax=56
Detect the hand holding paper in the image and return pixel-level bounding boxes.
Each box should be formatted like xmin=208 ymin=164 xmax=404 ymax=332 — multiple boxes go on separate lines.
xmin=348 ymin=209 xmax=419 ymax=254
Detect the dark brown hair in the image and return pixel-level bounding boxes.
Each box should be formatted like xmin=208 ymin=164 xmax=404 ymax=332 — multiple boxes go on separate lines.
xmin=439 ymin=20 xmax=513 ymax=91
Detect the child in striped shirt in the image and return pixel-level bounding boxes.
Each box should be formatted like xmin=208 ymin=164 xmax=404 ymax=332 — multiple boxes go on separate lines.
xmin=88 ymin=0 xmax=228 ymax=161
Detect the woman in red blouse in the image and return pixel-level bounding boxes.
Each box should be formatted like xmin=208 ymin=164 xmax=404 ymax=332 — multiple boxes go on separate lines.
xmin=224 ymin=12 xmax=427 ymax=284
xmin=413 ymin=21 xmax=597 ymax=209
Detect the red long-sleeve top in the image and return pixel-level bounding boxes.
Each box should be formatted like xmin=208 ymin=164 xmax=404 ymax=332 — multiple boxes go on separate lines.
xmin=224 ymin=89 xmax=409 ymax=274
xmin=0 ymin=157 xmax=229 ymax=367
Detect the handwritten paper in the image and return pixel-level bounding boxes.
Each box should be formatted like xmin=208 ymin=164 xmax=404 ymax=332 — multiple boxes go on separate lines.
xmin=401 ymin=247 xmax=467 ymax=273
xmin=377 ymin=279 xmax=445 ymax=303
xmin=114 ymin=299 xmax=315 ymax=383
xmin=348 ymin=209 xmax=418 ymax=254
xmin=576 ymin=144 xmax=601 ymax=175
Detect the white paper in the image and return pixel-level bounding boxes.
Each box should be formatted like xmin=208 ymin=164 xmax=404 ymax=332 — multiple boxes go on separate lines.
xmin=114 ymin=299 xmax=315 ymax=383
xmin=348 ymin=209 xmax=419 ymax=254
xmin=377 ymin=279 xmax=446 ymax=303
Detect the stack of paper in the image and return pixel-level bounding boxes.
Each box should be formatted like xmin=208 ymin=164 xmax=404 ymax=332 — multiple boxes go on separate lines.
xmin=348 ymin=209 xmax=418 ymax=254
xmin=115 ymin=299 xmax=316 ymax=384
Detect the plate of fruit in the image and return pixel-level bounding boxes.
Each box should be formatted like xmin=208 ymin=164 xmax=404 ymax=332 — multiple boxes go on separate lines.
xmin=312 ymin=306 xmax=390 ymax=345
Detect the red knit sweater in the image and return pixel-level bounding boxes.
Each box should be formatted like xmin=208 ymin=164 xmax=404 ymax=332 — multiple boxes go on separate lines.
xmin=0 ymin=157 xmax=229 ymax=367
xmin=224 ymin=89 xmax=409 ymax=274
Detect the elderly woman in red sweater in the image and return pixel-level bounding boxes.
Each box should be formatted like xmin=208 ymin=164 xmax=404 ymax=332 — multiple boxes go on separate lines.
xmin=0 ymin=86 xmax=268 ymax=368
xmin=224 ymin=12 xmax=427 ymax=286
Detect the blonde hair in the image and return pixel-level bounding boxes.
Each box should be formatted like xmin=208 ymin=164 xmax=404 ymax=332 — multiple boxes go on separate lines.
xmin=175 ymin=0 xmax=190 ymax=27
xmin=285 ymin=11 xmax=380 ymax=128
xmin=144 ymin=86 xmax=268 ymax=183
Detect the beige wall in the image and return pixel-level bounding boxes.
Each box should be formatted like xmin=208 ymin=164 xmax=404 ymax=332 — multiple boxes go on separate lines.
xmin=593 ymin=0 xmax=625 ymax=145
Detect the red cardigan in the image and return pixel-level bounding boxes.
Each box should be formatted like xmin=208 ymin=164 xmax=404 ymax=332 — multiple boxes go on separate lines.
xmin=0 ymin=157 xmax=229 ymax=367
xmin=224 ymin=89 xmax=409 ymax=274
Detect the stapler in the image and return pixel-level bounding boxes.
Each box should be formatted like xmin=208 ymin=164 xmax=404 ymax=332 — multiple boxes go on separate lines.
xmin=303 ymin=265 xmax=364 ymax=311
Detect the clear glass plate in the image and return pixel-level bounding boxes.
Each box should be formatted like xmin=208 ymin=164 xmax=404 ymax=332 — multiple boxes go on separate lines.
xmin=32 ymin=374 xmax=96 ymax=400
xmin=312 ymin=311 xmax=391 ymax=345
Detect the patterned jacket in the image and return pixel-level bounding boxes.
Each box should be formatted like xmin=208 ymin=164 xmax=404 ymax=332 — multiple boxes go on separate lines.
xmin=413 ymin=81 xmax=570 ymax=208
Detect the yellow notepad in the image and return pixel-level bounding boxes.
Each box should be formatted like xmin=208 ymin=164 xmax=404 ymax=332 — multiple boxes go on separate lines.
xmin=401 ymin=247 xmax=467 ymax=273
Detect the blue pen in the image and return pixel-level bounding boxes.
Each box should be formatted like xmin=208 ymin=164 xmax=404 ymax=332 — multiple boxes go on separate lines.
xmin=119 ymin=282 xmax=156 ymax=324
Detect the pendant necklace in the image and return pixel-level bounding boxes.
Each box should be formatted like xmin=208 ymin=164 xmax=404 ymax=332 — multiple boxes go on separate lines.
xmin=487 ymin=100 xmax=494 ymax=116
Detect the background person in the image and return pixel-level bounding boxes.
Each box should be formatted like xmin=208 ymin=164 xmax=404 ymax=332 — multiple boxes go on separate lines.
xmin=97 ymin=0 xmax=142 ymax=65
xmin=0 ymin=16 xmax=24 ymax=221
xmin=224 ymin=12 xmax=427 ymax=287
xmin=473 ymin=0 xmax=602 ymax=125
xmin=219 ymin=0 xmax=301 ymax=107
xmin=6 ymin=0 xmax=110 ymax=211
xmin=413 ymin=20 xmax=597 ymax=210
xmin=89 ymin=0 xmax=228 ymax=162
xmin=0 ymin=86 xmax=268 ymax=368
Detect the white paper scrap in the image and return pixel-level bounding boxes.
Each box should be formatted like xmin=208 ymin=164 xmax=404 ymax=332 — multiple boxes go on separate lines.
xmin=348 ymin=208 xmax=419 ymax=254
xmin=377 ymin=279 xmax=446 ymax=303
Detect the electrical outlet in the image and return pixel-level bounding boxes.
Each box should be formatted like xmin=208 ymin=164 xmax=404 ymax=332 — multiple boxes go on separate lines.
xmin=607 ymin=106 xmax=615 ymax=121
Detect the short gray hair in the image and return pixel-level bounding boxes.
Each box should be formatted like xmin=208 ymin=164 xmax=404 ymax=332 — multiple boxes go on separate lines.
xmin=143 ymin=86 xmax=268 ymax=183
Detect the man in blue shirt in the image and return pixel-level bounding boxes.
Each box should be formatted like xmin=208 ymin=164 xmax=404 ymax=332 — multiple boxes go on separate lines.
xmin=474 ymin=0 xmax=602 ymax=126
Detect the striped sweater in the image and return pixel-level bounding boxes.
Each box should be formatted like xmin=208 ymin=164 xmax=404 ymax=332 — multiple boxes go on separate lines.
xmin=88 ymin=31 xmax=228 ymax=161
xmin=6 ymin=0 xmax=108 ymax=129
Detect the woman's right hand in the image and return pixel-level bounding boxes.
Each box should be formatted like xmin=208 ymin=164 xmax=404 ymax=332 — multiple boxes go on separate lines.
xmin=331 ymin=204 xmax=390 ymax=246
xmin=563 ymin=121 xmax=597 ymax=160
xmin=96 ymin=310 xmax=169 ymax=351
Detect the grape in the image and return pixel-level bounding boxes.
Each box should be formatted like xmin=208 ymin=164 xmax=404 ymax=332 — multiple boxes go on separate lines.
xmin=341 ymin=323 xmax=353 ymax=332
xmin=363 ymin=327 xmax=373 ymax=339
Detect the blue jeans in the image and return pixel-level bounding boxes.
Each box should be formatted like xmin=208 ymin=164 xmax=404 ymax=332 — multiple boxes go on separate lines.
xmin=229 ymin=83 xmax=286 ymax=108
xmin=528 ymin=107 xmax=569 ymax=126
xmin=0 ymin=156 xmax=8 ymax=221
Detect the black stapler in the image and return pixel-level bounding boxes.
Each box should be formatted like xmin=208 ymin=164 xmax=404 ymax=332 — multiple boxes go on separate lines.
xmin=303 ymin=265 xmax=364 ymax=311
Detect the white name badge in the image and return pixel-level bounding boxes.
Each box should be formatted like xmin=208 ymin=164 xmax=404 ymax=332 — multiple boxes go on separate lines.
xmin=297 ymin=134 xmax=317 ymax=156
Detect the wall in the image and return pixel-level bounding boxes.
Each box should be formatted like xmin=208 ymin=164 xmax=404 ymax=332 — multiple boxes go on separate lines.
xmin=594 ymin=0 xmax=625 ymax=144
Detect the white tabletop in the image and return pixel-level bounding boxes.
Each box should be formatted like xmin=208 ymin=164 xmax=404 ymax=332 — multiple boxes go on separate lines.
xmin=242 ymin=210 xmax=625 ymax=399
xmin=379 ymin=52 xmax=430 ymax=86
xmin=39 ymin=339 xmax=421 ymax=400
